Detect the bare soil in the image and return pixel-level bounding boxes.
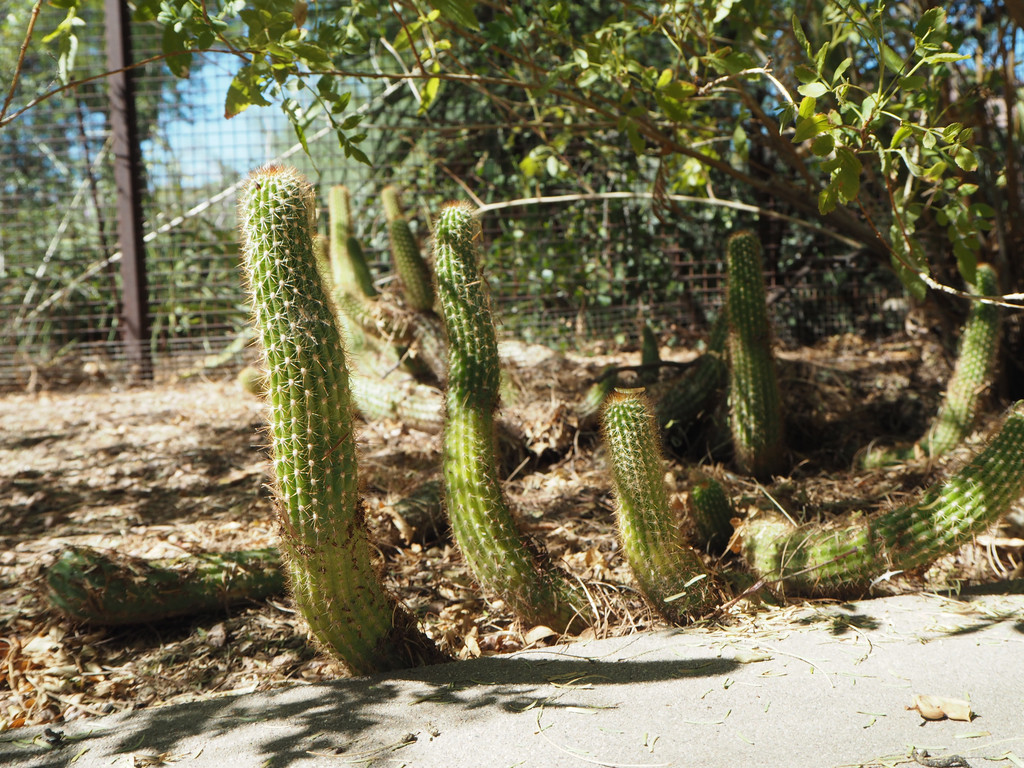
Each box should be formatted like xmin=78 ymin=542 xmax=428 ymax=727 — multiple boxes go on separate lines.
xmin=2 ymin=335 xmax=1022 ymax=732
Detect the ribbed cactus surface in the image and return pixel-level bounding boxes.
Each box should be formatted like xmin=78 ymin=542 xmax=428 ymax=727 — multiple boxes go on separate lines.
xmin=328 ymin=185 xmax=377 ymax=299
xmin=434 ymin=201 xmax=586 ymax=632
xmin=725 ymin=231 xmax=786 ymax=479
xmin=687 ymin=473 xmax=735 ymax=555
xmin=602 ymin=389 xmax=716 ymax=623
xmin=239 ymin=165 xmax=441 ymax=673
xmin=741 ymin=401 xmax=1024 ymax=594
xmin=382 ymin=186 xmax=434 ymax=312
xmin=921 ymin=263 xmax=1001 ymax=457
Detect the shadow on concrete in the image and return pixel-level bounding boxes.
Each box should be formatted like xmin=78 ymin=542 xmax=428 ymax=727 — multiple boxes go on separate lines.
xmin=1 ymin=651 xmax=740 ymax=768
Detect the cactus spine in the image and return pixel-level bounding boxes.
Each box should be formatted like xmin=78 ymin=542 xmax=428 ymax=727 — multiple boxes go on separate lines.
xmin=434 ymin=201 xmax=586 ymax=632
xmin=725 ymin=231 xmax=786 ymax=479
xmin=741 ymin=401 xmax=1024 ymax=594
xmin=921 ymin=263 xmax=1001 ymax=457
xmin=602 ymin=389 xmax=716 ymax=623
xmin=382 ymin=186 xmax=434 ymax=312
xmin=239 ymin=165 xmax=442 ymax=673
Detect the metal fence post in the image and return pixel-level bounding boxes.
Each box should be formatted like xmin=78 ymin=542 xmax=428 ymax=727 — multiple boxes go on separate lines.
xmin=104 ymin=0 xmax=152 ymax=380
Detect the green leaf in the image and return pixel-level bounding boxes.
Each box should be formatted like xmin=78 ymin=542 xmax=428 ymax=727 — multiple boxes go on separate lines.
xmin=832 ymin=57 xmax=853 ymax=83
xmin=835 ymin=147 xmax=862 ymax=201
xmin=954 ymin=146 xmax=978 ymax=172
xmin=914 ymin=8 xmax=945 ymax=43
xmin=890 ymin=124 xmax=913 ymax=148
xmin=881 ymin=44 xmax=905 ymax=74
xmin=792 ymin=16 xmax=811 ymax=56
xmin=656 ymin=68 xmax=673 ymax=89
xmin=818 ymin=184 xmax=838 ymax=215
xmin=419 ymin=77 xmax=441 ymax=114
xmin=923 ymin=160 xmax=947 ymax=180
xmin=661 ymin=81 xmax=696 ymax=100
xmin=428 ymin=0 xmax=478 ymax=29
xmin=793 ymin=113 xmax=829 ymax=143
xmin=927 ymin=52 xmax=969 ymax=63
xmin=224 ymin=66 xmax=271 ymax=118
xmin=900 ymin=74 xmax=926 ymax=91
xmin=794 ymin=65 xmax=819 ymax=84
xmin=798 ymin=96 xmax=816 ymax=119
xmin=811 ymin=133 xmax=835 ymax=156
xmin=798 ymin=82 xmax=829 ymax=99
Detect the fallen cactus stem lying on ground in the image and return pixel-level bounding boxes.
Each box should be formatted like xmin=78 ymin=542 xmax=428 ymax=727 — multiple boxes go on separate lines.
xmin=46 ymin=546 xmax=285 ymax=626
xmin=740 ymin=401 xmax=1024 ymax=595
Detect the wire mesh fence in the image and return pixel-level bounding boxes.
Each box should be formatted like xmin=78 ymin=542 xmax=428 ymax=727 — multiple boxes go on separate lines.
xmin=0 ymin=12 xmax=905 ymax=391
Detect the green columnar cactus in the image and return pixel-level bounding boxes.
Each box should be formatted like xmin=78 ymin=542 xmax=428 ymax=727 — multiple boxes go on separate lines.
xmin=602 ymin=389 xmax=717 ymax=623
xmin=861 ymin=264 xmax=1002 ymax=469
xmin=46 ymin=546 xmax=285 ymax=626
xmin=725 ymin=231 xmax=786 ymax=479
xmin=921 ymin=263 xmax=1001 ymax=456
xmin=639 ymin=324 xmax=660 ymax=385
xmin=239 ymin=165 xmax=442 ymax=673
xmin=686 ymin=473 xmax=736 ymax=555
xmin=434 ymin=201 xmax=586 ymax=632
xmin=328 ymin=185 xmax=377 ymax=299
xmin=382 ymin=186 xmax=434 ymax=312
xmin=741 ymin=401 xmax=1024 ymax=595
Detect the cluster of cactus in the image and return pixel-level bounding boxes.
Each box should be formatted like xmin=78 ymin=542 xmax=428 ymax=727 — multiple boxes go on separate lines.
xmin=76 ymin=165 xmax=1015 ymax=678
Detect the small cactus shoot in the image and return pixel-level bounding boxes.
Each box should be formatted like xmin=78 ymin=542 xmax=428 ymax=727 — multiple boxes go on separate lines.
xmin=602 ymin=388 xmax=717 ymax=623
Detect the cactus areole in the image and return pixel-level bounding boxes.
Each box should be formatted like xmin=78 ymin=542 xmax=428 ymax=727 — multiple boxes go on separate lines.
xmin=239 ymin=165 xmax=442 ymax=673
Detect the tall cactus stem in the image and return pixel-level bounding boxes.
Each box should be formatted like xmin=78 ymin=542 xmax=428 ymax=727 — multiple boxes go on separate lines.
xmin=725 ymin=230 xmax=786 ymax=479
xmin=434 ymin=201 xmax=587 ymax=632
xmin=740 ymin=401 xmax=1024 ymax=595
xmin=920 ymin=263 xmax=1001 ymax=457
xmin=382 ymin=186 xmax=434 ymax=312
xmin=602 ymin=388 xmax=717 ymax=623
xmin=239 ymin=165 xmax=442 ymax=673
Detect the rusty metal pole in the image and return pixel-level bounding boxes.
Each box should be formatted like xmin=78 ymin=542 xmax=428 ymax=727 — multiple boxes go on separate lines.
xmin=104 ymin=0 xmax=152 ymax=381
